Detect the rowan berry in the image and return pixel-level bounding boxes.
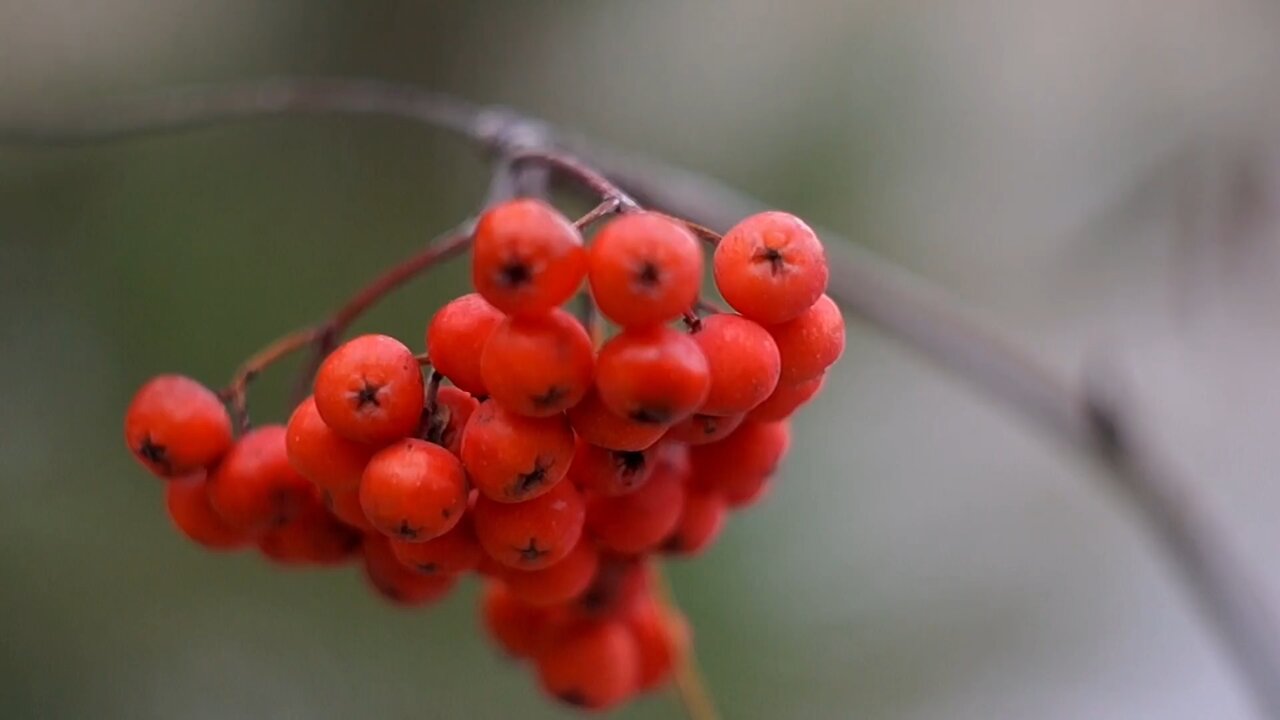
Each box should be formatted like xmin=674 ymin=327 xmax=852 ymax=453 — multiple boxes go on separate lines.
xmin=207 ymin=425 xmax=313 ymax=533
xmin=502 ymin=538 xmax=600 ymax=606
xmin=567 ymin=388 xmax=667 ymax=452
xmin=691 ymin=313 xmax=780 ymax=415
xmin=577 ymin=556 xmax=653 ymax=618
xmin=714 ymin=211 xmax=828 ymax=324
xmin=587 ymin=212 xmax=703 ymax=327
xmin=363 ymin=534 xmax=458 ymax=607
xmin=426 ymin=293 xmax=504 ymax=396
xmin=664 ymin=412 xmax=745 ymax=446
xmin=473 ymin=479 xmax=585 ymax=570
xmin=322 ymin=486 xmax=377 ymax=534
xmin=481 ymin=580 xmax=562 ymax=659
xmin=360 ymin=438 xmax=467 ymax=542
xmin=285 ymin=396 xmax=375 ymax=493
xmin=535 ymin=620 xmax=639 ymax=710
xmin=570 ymin=437 xmax=656 ymax=497
xmin=421 ymin=385 xmax=478 ymax=456
xmin=723 ymin=472 xmax=773 ymax=509
xmin=586 ymin=458 xmax=685 ymax=555
xmin=595 ymin=326 xmax=710 ymax=426
xmin=664 ymin=486 xmax=726 ymax=556
xmin=689 ymin=420 xmax=790 ymax=499
xmin=258 ymin=490 xmax=361 ymax=566
xmin=461 ymin=401 xmax=575 ymax=502
xmin=627 ymin=598 xmax=690 ymax=692
xmin=769 ymin=294 xmax=846 ymax=384
xmin=747 ymin=373 xmax=825 ymax=422
xmin=125 ymin=374 xmax=232 ymax=478
xmin=472 ymin=198 xmax=586 ymax=316
xmin=480 ymin=309 xmax=594 ymax=417
xmin=313 ymin=334 xmax=424 ymax=445
xmin=165 ymin=472 xmax=250 ymax=550
xmin=390 ymin=515 xmax=483 ymax=575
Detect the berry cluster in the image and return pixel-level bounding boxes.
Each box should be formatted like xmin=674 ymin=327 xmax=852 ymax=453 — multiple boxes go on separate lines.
xmin=124 ymin=200 xmax=844 ymax=712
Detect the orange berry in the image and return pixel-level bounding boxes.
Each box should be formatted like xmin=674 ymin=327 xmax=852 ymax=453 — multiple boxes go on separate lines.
xmin=426 ymin=293 xmax=504 ymax=396
xmin=628 ymin=598 xmax=691 ymax=692
xmin=595 ymin=326 xmax=710 ymax=426
xmin=390 ymin=515 xmax=483 ymax=575
xmin=570 ymin=437 xmax=656 ymax=497
xmin=125 ymin=374 xmax=232 ymax=478
xmin=314 ymin=334 xmax=424 ymax=445
xmin=474 ymin=480 xmax=585 ymax=570
xmin=690 ymin=420 xmax=790 ymax=500
xmin=208 ymin=425 xmax=313 ymax=534
xmin=461 ymin=401 xmax=575 ymax=502
xmin=664 ymin=412 xmax=745 ymax=446
xmin=714 ymin=211 xmax=828 ymax=324
xmin=422 ymin=385 xmax=479 ymax=456
xmin=768 ymin=294 xmax=845 ymax=384
xmin=536 ymin=620 xmax=640 ymax=711
xmin=285 ymin=396 xmax=375 ymax=493
xmin=322 ymin=486 xmax=377 ymax=534
xmin=362 ymin=534 xmax=457 ymax=607
xmin=480 ymin=580 xmax=563 ymax=659
xmin=587 ymin=212 xmax=703 ymax=327
xmin=664 ymin=486 xmax=726 ymax=556
xmin=472 ymin=198 xmax=586 ymax=316
xmin=258 ymin=489 xmax=361 ymax=566
xmin=480 ymin=309 xmax=594 ymax=417
xmin=165 ymin=472 xmax=249 ymax=550
xmin=360 ymin=438 xmax=468 ymax=542
xmin=567 ymin=387 xmax=667 ymax=452
xmin=586 ymin=456 xmax=685 ymax=555
xmin=691 ymin=313 xmax=780 ymax=415
xmin=747 ymin=373 xmax=825 ymax=422
xmin=501 ymin=538 xmax=600 ymax=606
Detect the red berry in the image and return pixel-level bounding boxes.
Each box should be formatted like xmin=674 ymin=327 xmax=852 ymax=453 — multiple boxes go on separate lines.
xmin=472 ymin=198 xmax=586 ymax=316
xmin=691 ymin=313 xmax=780 ymax=415
xmin=285 ymin=396 xmax=375 ymax=493
xmin=363 ymin=535 xmax=458 ymax=606
xmin=536 ymin=620 xmax=640 ymax=711
xmin=480 ymin=580 xmax=562 ymax=659
xmin=586 ymin=457 xmax=685 ymax=555
xmin=474 ymin=480 xmax=585 ymax=570
xmin=125 ymin=374 xmax=232 ymax=477
xmin=567 ymin=387 xmax=667 ymax=452
xmin=747 ymin=373 xmax=825 ymax=422
xmin=480 ymin=309 xmax=594 ymax=417
xmin=690 ymin=420 xmax=790 ymax=499
xmin=577 ymin=556 xmax=653 ymax=618
xmin=502 ymin=538 xmax=600 ymax=606
xmin=258 ymin=490 xmax=361 ymax=566
xmin=208 ymin=425 xmax=313 ymax=534
xmin=723 ymin=472 xmax=772 ymax=508
xmin=165 ymin=472 xmax=249 ymax=550
xmin=314 ymin=334 xmax=424 ymax=445
xmin=360 ymin=438 xmax=468 ymax=542
xmin=461 ymin=401 xmax=575 ymax=502
xmin=426 ymin=293 xmax=504 ymax=396
xmin=664 ymin=412 xmax=745 ymax=446
xmin=768 ymin=294 xmax=845 ymax=384
xmin=714 ymin=211 xmax=828 ymax=324
xmin=422 ymin=385 xmax=479 ymax=456
xmin=322 ymin=486 xmax=377 ymax=534
xmin=628 ymin=599 xmax=690 ymax=692
xmin=587 ymin=212 xmax=703 ymax=327
xmin=595 ymin=326 xmax=710 ymax=426
xmin=570 ymin=438 xmax=656 ymax=497
xmin=390 ymin=515 xmax=483 ymax=575
xmin=664 ymin=486 xmax=726 ymax=556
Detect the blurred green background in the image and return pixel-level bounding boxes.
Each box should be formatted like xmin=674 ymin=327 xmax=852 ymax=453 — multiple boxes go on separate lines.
xmin=6 ymin=2 xmax=1280 ymax=718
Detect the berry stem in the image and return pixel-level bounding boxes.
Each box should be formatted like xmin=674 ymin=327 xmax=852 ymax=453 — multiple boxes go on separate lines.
xmin=219 ymin=326 xmax=322 ymax=433
xmin=509 ymin=149 xmax=640 ymax=212
xmin=681 ymin=309 xmax=703 ymax=333
xmin=655 ymin=212 xmax=721 ymax=245
xmin=573 ymin=197 xmax=624 ymax=230
xmin=654 ymin=565 xmax=721 ymax=720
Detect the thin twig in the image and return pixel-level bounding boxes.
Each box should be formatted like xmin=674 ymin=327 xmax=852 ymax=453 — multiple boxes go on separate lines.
xmin=653 ymin=566 xmax=721 ymax=720
xmin=573 ymin=197 xmax=623 ymax=230
xmin=508 ymin=149 xmax=640 ymax=211
xmin=219 ymin=326 xmax=321 ymax=433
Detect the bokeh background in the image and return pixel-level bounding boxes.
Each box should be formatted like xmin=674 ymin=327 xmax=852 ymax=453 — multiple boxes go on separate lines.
xmin=5 ymin=2 xmax=1280 ymax=718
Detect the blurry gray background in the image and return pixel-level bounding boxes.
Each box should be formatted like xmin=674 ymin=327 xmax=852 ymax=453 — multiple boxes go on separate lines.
xmin=4 ymin=2 xmax=1280 ymax=718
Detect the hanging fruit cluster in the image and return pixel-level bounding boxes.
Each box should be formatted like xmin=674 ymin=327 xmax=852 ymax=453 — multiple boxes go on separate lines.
xmin=124 ymin=199 xmax=845 ymax=711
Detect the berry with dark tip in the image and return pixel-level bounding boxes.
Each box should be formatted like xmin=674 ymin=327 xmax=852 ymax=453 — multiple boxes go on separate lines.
xmin=473 ymin=479 xmax=585 ymax=570
xmin=480 ymin=309 xmax=594 ymax=417
xmin=595 ymin=326 xmax=710 ymax=427
xmin=714 ymin=210 xmax=829 ymax=324
xmin=207 ymin=425 xmax=314 ymax=534
xmin=360 ymin=438 xmax=468 ymax=542
xmin=472 ymin=198 xmax=586 ymax=316
xmin=461 ymin=401 xmax=575 ymax=503
xmin=587 ymin=211 xmax=703 ymax=328
xmin=426 ymin=293 xmax=505 ymax=396
xmin=125 ymin=374 xmax=232 ymax=478
xmin=768 ymin=293 xmax=846 ymax=384
xmin=314 ymin=334 xmax=424 ymax=445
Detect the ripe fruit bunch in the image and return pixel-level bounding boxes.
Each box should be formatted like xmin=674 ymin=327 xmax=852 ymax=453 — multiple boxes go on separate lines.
xmin=123 ymin=199 xmax=844 ymax=712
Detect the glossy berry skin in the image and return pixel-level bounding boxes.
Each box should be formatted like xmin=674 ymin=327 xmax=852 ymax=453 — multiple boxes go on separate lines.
xmin=628 ymin=599 xmax=690 ymax=692
xmin=714 ymin=211 xmax=828 ymax=324
xmin=570 ymin=438 xmax=656 ymax=497
xmin=165 ymin=473 xmax=249 ymax=550
xmin=473 ymin=480 xmax=586 ymax=570
xmin=285 ymin=396 xmax=375 ymax=493
xmin=747 ymin=373 xmax=825 ymax=422
xmin=502 ymin=538 xmax=600 ymax=606
xmin=587 ymin=212 xmax=703 ymax=327
xmin=208 ymin=425 xmax=314 ymax=534
xmin=567 ymin=388 xmax=667 ymax=452
xmin=390 ymin=516 xmax=483 ymax=575
xmin=360 ymin=439 xmax=468 ymax=542
xmin=426 ymin=293 xmax=505 ymax=396
xmin=595 ymin=326 xmax=710 ymax=426
xmin=322 ymin=486 xmax=377 ymax=534
xmin=472 ymin=198 xmax=586 ymax=317
xmin=461 ymin=401 xmax=575 ymax=503
xmin=314 ymin=334 xmax=424 ymax=445
xmin=125 ymin=374 xmax=232 ymax=478
xmin=691 ymin=314 xmax=781 ymax=415
xmin=422 ymin=386 xmax=479 ymax=456
xmin=363 ymin=535 xmax=457 ymax=607
xmin=577 ymin=556 xmax=652 ymax=618
xmin=258 ymin=490 xmax=361 ymax=566
xmin=768 ymin=294 xmax=845 ymax=384
xmin=586 ymin=456 xmax=685 ymax=555
xmin=536 ymin=620 xmax=640 ymax=711
xmin=664 ymin=412 xmax=745 ymax=446
xmin=481 ymin=580 xmax=562 ymax=659
xmin=664 ymin=486 xmax=726 ymax=556
xmin=690 ymin=420 xmax=791 ymax=500
xmin=481 ymin=309 xmax=594 ymax=417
